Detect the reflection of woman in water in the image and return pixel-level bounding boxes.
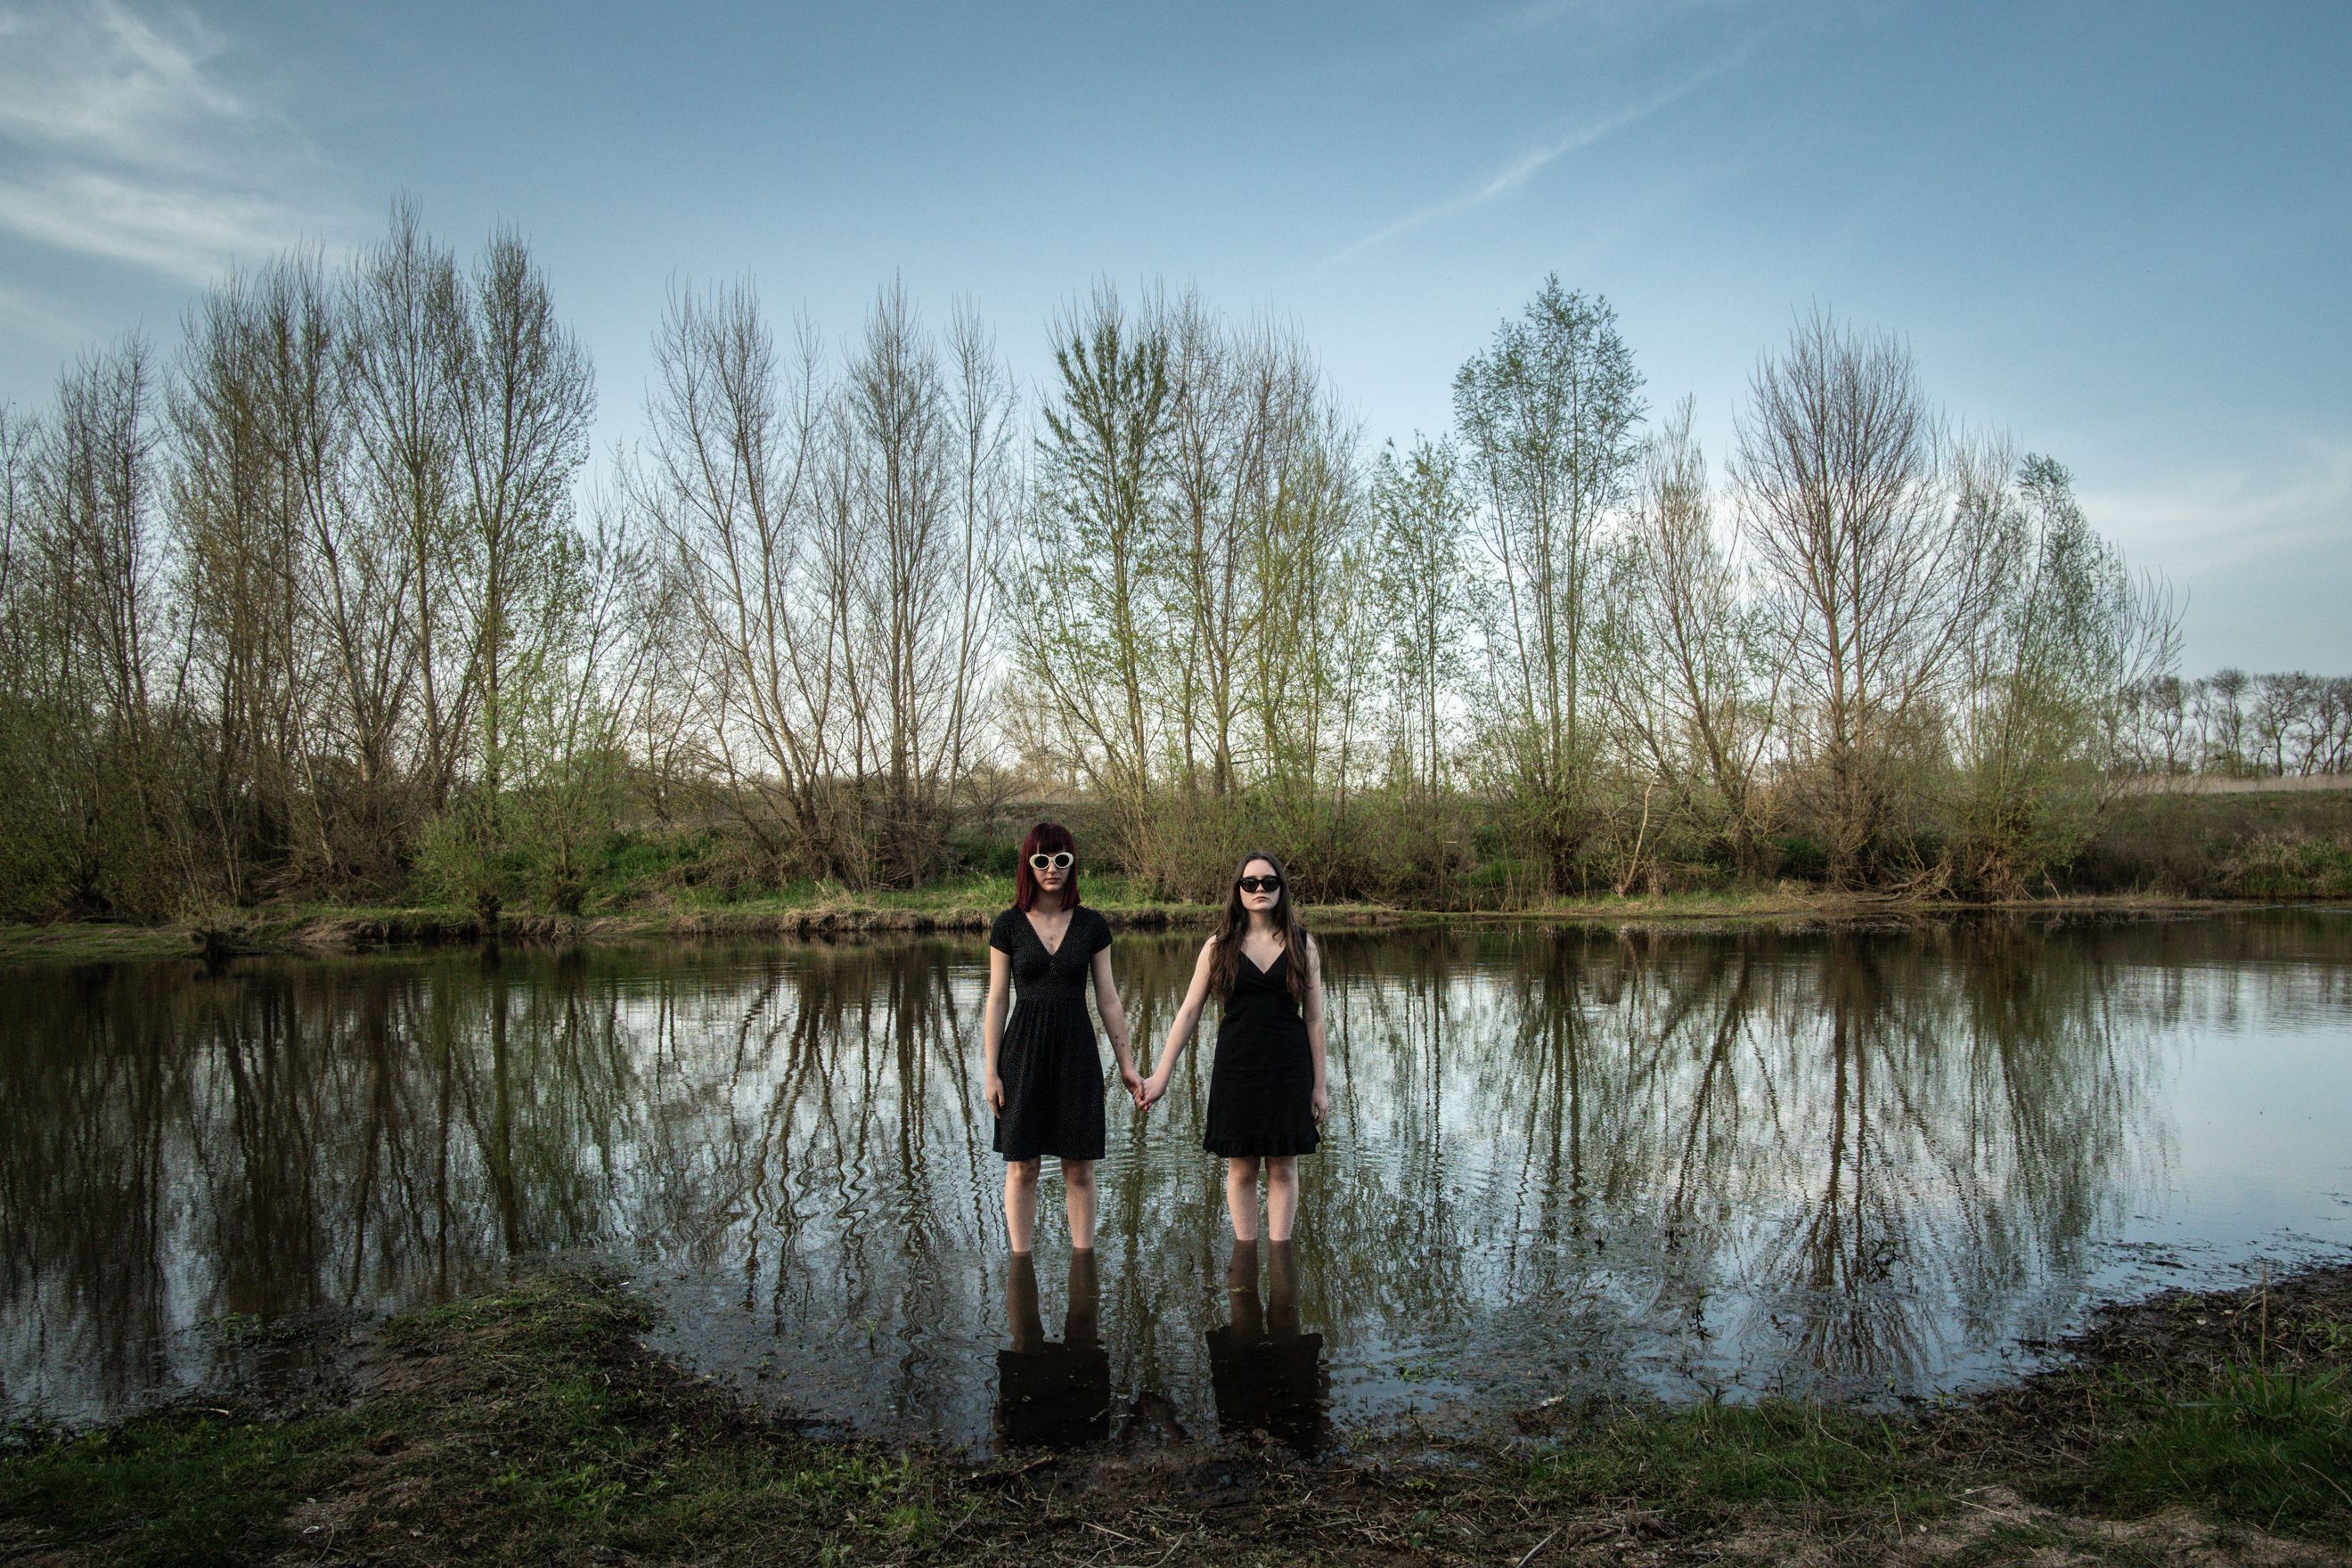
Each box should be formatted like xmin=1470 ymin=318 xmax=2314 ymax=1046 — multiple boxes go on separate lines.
xmin=984 ymin=821 xmax=1143 ymax=1254
xmin=1141 ymin=851 xmax=1327 ymax=1243
xmin=994 ymin=1251 xmax=1112 ymax=1450
xmin=1205 ymin=1238 xmax=1328 ymax=1450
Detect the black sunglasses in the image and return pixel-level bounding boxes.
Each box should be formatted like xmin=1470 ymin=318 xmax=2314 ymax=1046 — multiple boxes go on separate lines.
xmin=1028 ymin=852 xmax=1074 ymax=871
xmin=1237 ymin=874 xmax=1282 ymax=894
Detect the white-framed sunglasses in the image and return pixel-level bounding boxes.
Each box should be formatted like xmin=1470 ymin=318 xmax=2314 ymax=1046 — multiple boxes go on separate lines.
xmin=1028 ymin=851 xmax=1074 ymax=871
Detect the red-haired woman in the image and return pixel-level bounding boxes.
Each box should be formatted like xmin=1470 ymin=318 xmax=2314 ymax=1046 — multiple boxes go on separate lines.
xmin=983 ymin=822 xmax=1143 ymax=1254
xmin=1139 ymin=851 xmax=1328 ymax=1244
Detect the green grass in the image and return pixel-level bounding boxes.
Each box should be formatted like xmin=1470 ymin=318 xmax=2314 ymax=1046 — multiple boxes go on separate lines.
xmin=0 ymin=1408 xmax=380 ymax=1566
xmin=1518 ymin=1398 xmax=1924 ymax=1522
xmin=2052 ymin=1361 xmax=2352 ymax=1532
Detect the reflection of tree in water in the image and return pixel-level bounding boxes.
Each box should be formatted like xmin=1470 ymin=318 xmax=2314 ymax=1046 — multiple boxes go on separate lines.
xmin=0 ymin=949 xmax=654 ymax=1417
xmin=1298 ymin=919 xmax=2182 ymax=1395
xmin=1738 ymin=927 xmax=2169 ymax=1384
xmin=0 ymin=939 xmax=1015 ymax=1425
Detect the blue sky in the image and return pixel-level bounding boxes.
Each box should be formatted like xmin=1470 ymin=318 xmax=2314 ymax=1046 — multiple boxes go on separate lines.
xmin=2 ymin=0 xmax=2345 ymax=672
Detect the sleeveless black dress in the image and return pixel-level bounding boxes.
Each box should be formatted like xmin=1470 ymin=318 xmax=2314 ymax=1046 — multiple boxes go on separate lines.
xmin=989 ymin=906 xmax=1113 ymax=1162
xmin=1203 ymin=943 xmax=1320 ymax=1157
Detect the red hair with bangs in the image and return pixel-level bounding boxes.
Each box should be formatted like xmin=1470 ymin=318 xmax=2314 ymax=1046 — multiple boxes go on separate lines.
xmin=1013 ymin=821 xmax=1082 ymax=912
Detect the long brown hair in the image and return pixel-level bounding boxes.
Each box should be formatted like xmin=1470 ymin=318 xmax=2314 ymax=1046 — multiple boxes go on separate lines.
xmin=1210 ymin=850 xmax=1310 ymax=1006
xmin=1013 ymin=821 xmax=1082 ymax=912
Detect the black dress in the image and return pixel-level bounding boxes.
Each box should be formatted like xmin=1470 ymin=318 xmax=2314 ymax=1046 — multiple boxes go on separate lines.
xmin=989 ymin=906 xmax=1113 ymax=1163
xmin=1202 ymin=944 xmax=1320 ymax=1158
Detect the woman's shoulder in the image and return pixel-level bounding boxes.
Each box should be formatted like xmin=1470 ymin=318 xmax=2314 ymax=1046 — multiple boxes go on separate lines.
xmin=988 ymin=906 xmax=1024 ymax=950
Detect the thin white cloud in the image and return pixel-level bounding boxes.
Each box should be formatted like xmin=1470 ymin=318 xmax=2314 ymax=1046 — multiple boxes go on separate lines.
xmin=2081 ymin=437 xmax=2352 ymax=669
xmin=0 ymin=167 xmax=323 ymax=286
xmin=2081 ymin=437 xmax=2352 ymax=566
xmin=1326 ymin=64 xmax=1724 ymax=266
xmin=1510 ymin=0 xmax=1758 ymax=31
xmin=0 ymin=0 xmax=346 ymax=284
xmin=0 ymin=279 xmax=87 ymax=346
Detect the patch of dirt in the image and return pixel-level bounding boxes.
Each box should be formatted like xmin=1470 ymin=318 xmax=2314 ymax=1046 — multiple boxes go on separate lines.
xmin=1898 ymin=1485 xmax=2345 ymax=1567
xmin=0 ymin=1517 xmax=86 ymax=1567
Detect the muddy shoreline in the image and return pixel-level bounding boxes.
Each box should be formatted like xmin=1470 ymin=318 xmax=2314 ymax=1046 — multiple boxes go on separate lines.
xmin=4 ymin=1258 xmax=2346 ymax=1564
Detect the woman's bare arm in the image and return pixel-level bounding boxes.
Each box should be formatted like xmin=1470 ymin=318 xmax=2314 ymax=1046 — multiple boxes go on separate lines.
xmin=1141 ymin=938 xmax=1218 ymax=1109
xmin=982 ymin=947 xmax=1011 ymax=1114
xmin=1304 ymin=935 xmax=1329 ymax=1123
xmin=1090 ymin=945 xmax=1145 ymax=1106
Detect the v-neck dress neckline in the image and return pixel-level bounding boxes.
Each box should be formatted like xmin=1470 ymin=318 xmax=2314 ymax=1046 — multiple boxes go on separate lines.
xmin=1239 ymin=941 xmax=1286 ymax=977
xmin=1025 ymin=909 xmax=1073 ymax=958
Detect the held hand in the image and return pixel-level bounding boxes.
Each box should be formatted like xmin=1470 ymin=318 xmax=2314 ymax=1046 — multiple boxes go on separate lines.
xmin=1139 ymin=1072 xmax=1170 ymax=1112
xmin=1311 ymin=1082 xmax=1329 ymax=1123
xmin=1118 ymin=1063 xmax=1146 ymax=1107
xmin=985 ymin=1073 xmax=1006 ymax=1115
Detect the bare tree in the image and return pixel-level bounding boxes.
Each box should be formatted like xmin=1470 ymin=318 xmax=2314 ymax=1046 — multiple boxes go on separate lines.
xmin=1948 ymin=453 xmax=2179 ymax=894
xmin=1369 ymin=434 xmax=1469 ymax=802
xmin=1598 ymin=398 xmax=1782 ymax=874
xmin=439 ymin=228 xmax=595 ymax=915
xmin=637 ymin=278 xmax=845 ymax=877
xmin=1735 ymin=311 xmax=2001 ymax=886
xmin=173 ymin=270 xmax=305 ymax=897
xmin=346 ymin=197 xmax=466 ymax=813
xmin=941 ymin=303 xmax=1018 ymax=807
xmin=836 ymin=280 xmax=1012 ymax=885
xmin=20 ymin=340 xmax=181 ymax=913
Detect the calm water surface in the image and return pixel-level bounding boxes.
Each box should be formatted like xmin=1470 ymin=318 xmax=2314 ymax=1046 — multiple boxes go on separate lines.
xmin=4 ymin=911 xmax=2349 ymax=1452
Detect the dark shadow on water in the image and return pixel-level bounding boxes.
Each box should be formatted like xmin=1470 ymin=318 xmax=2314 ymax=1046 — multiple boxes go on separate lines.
xmin=1206 ymin=1239 xmax=1329 ymax=1454
xmin=993 ymin=1251 xmax=1111 ymax=1450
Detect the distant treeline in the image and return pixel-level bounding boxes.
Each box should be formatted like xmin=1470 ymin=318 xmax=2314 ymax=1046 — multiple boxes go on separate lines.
xmin=5 ymin=199 xmax=2316 ymax=923
xmin=2117 ymin=671 xmax=2352 ymax=780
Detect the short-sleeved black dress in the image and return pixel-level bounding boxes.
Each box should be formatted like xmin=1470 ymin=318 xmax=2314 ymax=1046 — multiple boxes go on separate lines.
xmin=1202 ymin=943 xmax=1321 ymax=1158
xmin=989 ymin=905 xmax=1113 ymax=1163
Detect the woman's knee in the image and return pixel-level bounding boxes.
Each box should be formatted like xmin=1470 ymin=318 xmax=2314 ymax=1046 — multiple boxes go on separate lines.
xmin=1267 ymin=1156 xmax=1297 ymax=1180
xmin=1007 ymin=1158 xmax=1041 ymax=1188
xmin=1062 ymin=1158 xmax=1096 ymax=1191
xmin=1227 ymin=1156 xmax=1261 ymax=1181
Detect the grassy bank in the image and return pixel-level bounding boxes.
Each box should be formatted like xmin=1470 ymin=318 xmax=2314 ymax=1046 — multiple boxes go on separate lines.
xmin=2073 ymin=788 xmax=2352 ymax=900
xmin=4 ymin=1263 xmax=2346 ymax=1566
xmin=7 ymin=783 xmax=2349 ymax=964
xmin=0 ymin=885 xmax=2241 ymax=964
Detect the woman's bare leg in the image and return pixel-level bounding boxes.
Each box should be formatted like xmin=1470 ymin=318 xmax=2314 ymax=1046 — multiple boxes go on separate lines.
xmin=1063 ymin=1158 xmax=1098 ymax=1250
xmin=1225 ymin=1156 xmax=1262 ymax=1242
xmin=1004 ymin=1158 xmax=1041 ymax=1254
xmin=1265 ymin=1156 xmax=1299 ymax=1243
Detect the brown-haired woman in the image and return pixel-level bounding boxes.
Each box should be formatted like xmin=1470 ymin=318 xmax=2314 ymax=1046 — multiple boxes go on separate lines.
xmin=1139 ymin=851 xmax=1328 ymax=1243
xmin=983 ymin=821 xmax=1144 ymax=1254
